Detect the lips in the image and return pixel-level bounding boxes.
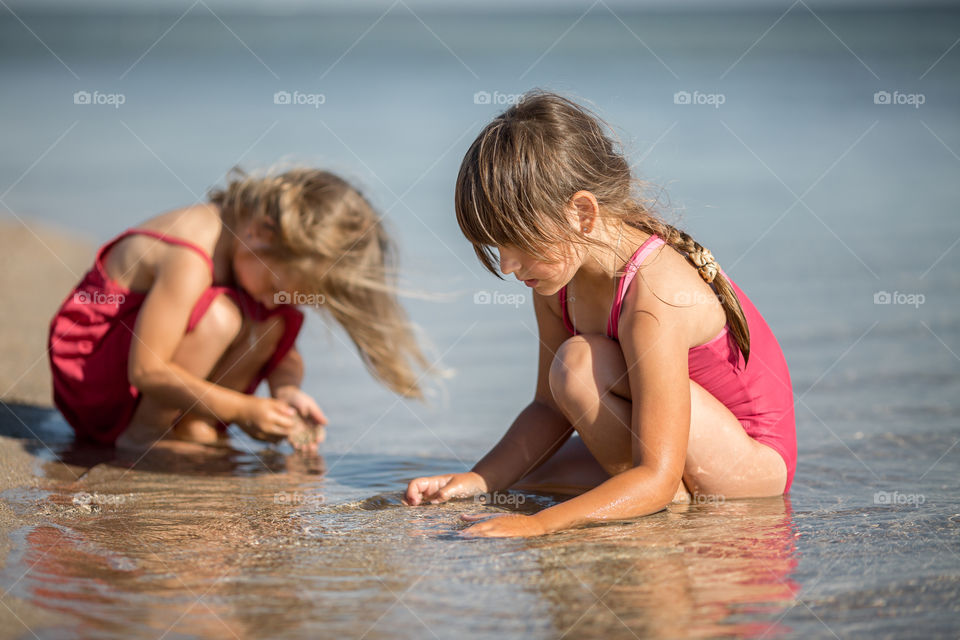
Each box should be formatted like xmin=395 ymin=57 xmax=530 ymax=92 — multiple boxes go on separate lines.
xmin=523 ymin=279 xmax=539 ymax=287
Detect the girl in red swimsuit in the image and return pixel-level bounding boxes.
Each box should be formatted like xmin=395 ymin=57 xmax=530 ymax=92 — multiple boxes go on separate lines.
xmin=48 ymin=168 xmax=427 ymax=452
xmin=405 ymin=92 xmax=797 ymax=537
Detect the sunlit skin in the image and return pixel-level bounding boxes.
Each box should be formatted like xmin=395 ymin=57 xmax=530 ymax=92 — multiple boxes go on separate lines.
xmin=113 ymin=205 xmax=327 ymax=454
xmin=230 ymin=224 xmax=328 ymax=449
xmin=405 ymin=190 xmax=787 ymax=537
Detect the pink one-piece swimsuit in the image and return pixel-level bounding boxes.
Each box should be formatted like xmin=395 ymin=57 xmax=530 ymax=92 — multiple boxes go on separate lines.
xmin=558 ymin=234 xmax=797 ymax=492
xmin=48 ymin=228 xmax=304 ymax=446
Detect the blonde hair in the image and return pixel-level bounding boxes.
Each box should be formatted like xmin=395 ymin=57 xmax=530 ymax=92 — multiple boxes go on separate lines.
xmin=209 ymin=167 xmax=430 ymax=398
xmin=455 ymin=90 xmax=751 ymax=364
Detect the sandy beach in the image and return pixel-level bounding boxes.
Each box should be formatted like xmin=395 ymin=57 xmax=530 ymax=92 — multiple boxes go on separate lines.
xmin=0 ymin=215 xmax=91 ymax=638
xmin=2 ymin=3 xmax=959 ymax=637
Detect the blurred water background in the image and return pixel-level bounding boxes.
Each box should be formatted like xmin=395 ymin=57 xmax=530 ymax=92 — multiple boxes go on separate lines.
xmin=0 ymin=2 xmax=958 ymax=638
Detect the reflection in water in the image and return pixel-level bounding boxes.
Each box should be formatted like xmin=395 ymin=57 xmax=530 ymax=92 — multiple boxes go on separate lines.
xmin=1 ymin=437 xmax=800 ymax=639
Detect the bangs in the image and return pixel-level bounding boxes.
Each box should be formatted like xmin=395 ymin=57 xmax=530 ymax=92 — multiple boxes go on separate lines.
xmin=454 ymin=131 xmax=566 ymax=278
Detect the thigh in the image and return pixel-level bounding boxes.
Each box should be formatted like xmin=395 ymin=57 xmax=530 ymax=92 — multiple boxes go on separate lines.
xmin=684 ymin=381 xmax=787 ymax=498
xmin=529 ymin=336 xmax=787 ymax=498
xmin=208 ymin=315 xmax=286 ymax=391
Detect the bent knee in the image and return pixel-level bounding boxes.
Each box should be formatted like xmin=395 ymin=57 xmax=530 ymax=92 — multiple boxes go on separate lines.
xmin=549 ymin=335 xmax=614 ymax=415
xmin=192 ymin=293 xmax=243 ymax=344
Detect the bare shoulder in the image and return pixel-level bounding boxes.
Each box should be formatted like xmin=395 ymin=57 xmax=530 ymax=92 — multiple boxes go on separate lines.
xmin=137 ymin=203 xmax=223 ymax=252
xmin=103 ymin=204 xmax=222 ymax=292
xmin=621 ymin=242 xmax=727 ymax=349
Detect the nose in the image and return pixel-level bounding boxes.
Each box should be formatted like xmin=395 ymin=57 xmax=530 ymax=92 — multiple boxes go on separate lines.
xmin=499 ymin=251 xmax=521 ymax=276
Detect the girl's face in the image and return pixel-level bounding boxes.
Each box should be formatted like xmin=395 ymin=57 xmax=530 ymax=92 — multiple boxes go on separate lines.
xmin=496 ymin=243 xmax=583 ymax=296
xmin=233 ymin=222 xmax=296 ymax=309
xmin=233 ymin=247 xmax=288 ymax=309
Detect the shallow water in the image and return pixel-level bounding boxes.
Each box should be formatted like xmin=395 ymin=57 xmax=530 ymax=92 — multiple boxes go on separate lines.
xmin=0 ymin=406 xmax=957 ymax=639
xmin=2 ymin=3 xmax=960 ymax=638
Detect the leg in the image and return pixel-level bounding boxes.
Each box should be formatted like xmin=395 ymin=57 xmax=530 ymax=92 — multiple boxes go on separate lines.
xmin=516 ymin=334 xmax=786 ymax=500
xmin=171 ymin=313 xmax=287 ymax=441
xmin=119 ymin=293 xmax=244 ymax=450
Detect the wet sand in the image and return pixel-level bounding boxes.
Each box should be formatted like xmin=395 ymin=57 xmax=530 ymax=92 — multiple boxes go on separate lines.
xmin=0 ymin=215 xmax=957 ymax=638
xmin=0 ymin=215 xmax=92 ymax=637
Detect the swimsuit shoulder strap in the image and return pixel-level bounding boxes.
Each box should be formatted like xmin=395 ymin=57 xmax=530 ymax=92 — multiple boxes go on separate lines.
xmin=108 ymin=228 xmax=215 ymax=275
xmin=558 ymin=285 xmax=579 ymax=335
xmin=608 ymin=234 xmax=665 ymax=340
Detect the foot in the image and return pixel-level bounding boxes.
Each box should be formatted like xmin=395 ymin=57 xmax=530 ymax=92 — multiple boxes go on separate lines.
xmin=115 ymin=421 xmax=168 ymax=453
xmin=172 ymin=415 xmax=227 ymax=446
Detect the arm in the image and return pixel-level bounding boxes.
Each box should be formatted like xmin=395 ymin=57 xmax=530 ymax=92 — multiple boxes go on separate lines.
xmin=127 ymin=246 xmax=249 ymax=423
xmin=470 ymin=293 xmax=576 ymax=490
xmin=268 ymin=347 xmax=328 ymax=445
xmin=465 ymin=281 xmax=694 ymax=536
xmin=127 ymin=246 xmax=294 ymax=437
xmin=268 ymin=347 xmax=304 ymax=395
xmin=405 ymin=292 xmax=574 ymax=505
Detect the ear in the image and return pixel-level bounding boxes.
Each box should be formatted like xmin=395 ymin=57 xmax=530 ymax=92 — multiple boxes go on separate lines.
xmin=568 ymin=190 xmax=600 ymax=235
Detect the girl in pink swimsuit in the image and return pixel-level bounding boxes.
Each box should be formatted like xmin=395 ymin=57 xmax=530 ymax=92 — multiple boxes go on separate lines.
xmin=404 ymin=92 xmax=797 ymax=538
xmin=48 ymin=168 xmax=428 ymax=452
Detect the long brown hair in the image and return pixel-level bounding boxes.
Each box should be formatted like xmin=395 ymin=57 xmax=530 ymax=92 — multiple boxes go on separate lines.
xmin=455 ymin=90 xmax=751 ymax=364
xmin=210 ymin=167 xmax=430 ymax=398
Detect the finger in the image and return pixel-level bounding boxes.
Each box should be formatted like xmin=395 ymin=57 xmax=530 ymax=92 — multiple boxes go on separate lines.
xmin=309 ymin=406 xmax=328 ymax=426
xmin=434 ymin=484 xmax=462 ymax=503
xmin=271 ymin=412 xmax=297 ymax=432
xmin=415 ymin=476 xmax=449 ymax=504
xmin=405 ymin=479 xmax=427 ymax=506
xmin=459 ymin=513 xmax=497 ymax=522
xmin=459 ymin=521 xmax=492 ymax=538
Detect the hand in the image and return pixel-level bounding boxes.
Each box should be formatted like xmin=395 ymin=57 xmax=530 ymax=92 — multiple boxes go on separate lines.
xmin=404 ymin=472 xmax=488 ymax=506
xmin=237 ymin=396 xmax=297 ymax=443
xmin=274 ymin=386 xmax=327 ymax=453
xmin=459 ymin=513 xmax=547 ymax=538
